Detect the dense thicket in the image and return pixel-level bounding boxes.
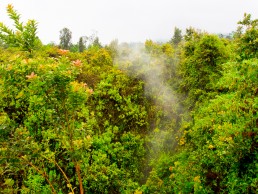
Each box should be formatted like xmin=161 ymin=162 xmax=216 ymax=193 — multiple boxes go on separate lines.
xmin=144 ymin=14 xmax=258 ymax=194
xmin=0 ymin=5 xmax=257 ymax=194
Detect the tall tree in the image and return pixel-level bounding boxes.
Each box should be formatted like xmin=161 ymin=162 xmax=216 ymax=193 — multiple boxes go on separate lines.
xmin=59 ymin=27 xmax=72 ymax=50
xmin=170 ymin=27 xmax=183 ymax=46
xmin=78 ymin=36 xmax=87 ymax=52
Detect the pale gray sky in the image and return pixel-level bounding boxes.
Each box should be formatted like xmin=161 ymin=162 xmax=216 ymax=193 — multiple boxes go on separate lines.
xmin=0 ymin=0 xmax=257 ymax=45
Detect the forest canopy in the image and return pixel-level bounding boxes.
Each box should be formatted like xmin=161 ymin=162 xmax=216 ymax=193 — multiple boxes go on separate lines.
xmin=0 ymin=5 xmax=257 ymax=194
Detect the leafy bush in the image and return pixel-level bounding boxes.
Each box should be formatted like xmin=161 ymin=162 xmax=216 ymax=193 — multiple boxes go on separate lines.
xmin=0 ymin=5 xmax=41 ymax=53
xmin=178 ymin=32 xmax=230 ymax=109
xmin=0 ymin=45 xmax=148 ymax=193
xmin=145 ymin=53 xmax=258 ymax=194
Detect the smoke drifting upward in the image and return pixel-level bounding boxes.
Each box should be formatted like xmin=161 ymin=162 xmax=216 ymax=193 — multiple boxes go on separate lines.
xmin=114 ymin=42 xmax=182 ymax=155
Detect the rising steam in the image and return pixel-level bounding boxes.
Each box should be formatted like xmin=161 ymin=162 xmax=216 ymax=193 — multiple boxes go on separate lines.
xmin=114 ymin=42 xmax=182 ymax=157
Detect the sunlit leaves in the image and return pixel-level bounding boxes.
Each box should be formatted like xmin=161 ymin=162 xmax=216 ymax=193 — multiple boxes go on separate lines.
xmin=0 ymin=4 xmax=41 ymax=53
xmin=0 ymin=43 xmax=148 ymax=193
xmin=158 ymin=59 xmax=258 ymax=193
xmin=179 ymin=32 xmax=230 ymax=109
xmin=235 ymin=14 xmax=258 ymax=60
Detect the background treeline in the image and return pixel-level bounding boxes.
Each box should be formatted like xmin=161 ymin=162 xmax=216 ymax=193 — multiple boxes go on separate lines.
xmin=0 ymin=5 xmax=257 ymax=194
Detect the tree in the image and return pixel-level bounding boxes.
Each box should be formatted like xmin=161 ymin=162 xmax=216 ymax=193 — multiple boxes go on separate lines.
xmin=0 ymin=4 xmax=41 ymax=53
xmin=179 ymin=32 xmax=229 ymax=109
xmin=69 ymin=43 xmax=79 ymax=52
xmin=145 ymin=39 xmax=162 ymax=56
xmin=105 ymin=39 xmax=118 ymax=59
xmin=90 ymin=36 xmax=102 ymax=49
xmin=170 ymin=27 xmax=183 ymax=46
xmin=59 ymin=27 xmax=72 ymax=50
xmin=87 ymin=32 xmax=102 ymax=49
xmin=235 ymin=13 xmax=258 ymax=60
xmin=78 ymin=36 xmax=86 ymax=52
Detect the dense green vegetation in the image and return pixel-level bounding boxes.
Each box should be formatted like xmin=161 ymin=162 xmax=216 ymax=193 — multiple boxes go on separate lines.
xmin=0 ymin=5 xmax=257 ymax=194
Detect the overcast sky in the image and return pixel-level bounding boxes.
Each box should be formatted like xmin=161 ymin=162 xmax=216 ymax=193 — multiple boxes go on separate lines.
xmin=0 ymin=0 xmax=257 ymax=45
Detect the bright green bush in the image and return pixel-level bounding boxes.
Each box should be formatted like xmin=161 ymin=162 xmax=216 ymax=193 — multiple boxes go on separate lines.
xmin=145 ymin=59 xmax=258 ymax=194
xmin=0 ymin=46 xmax=148 ymax=193
xmin=235 ymin=14 xmax=258 ymax=60
xmin=178 ymin=32 xmax=230 ymax=109
xmin=0 ymin=4 xmax=41 ymax=53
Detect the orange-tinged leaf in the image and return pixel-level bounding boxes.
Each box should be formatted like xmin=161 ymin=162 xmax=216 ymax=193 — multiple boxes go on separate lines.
xmin=26 ymin=72 xmax=37 ymax=79
xmin=58 ymin=49 xmax=69 ymax=55
xmin=72 ymin=59 xmax=82 ymax=67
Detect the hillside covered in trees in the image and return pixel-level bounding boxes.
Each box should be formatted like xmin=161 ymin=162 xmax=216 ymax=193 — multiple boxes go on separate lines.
xmin=0 ymin=5 xmax=257 ymax=194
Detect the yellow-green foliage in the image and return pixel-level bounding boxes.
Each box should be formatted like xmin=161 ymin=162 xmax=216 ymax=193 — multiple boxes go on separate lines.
xmin=178 ymin=32 xmax=230 ymax=109
xmin=1 ymin=5 xmax=258 ymax=194
xmin=0 ymin=4 xmax=41 ymax=53
xmin=144 ymin=16 xmax=258 ymax=194
xmin=0 ymin=46 xmax=148 ymax=193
